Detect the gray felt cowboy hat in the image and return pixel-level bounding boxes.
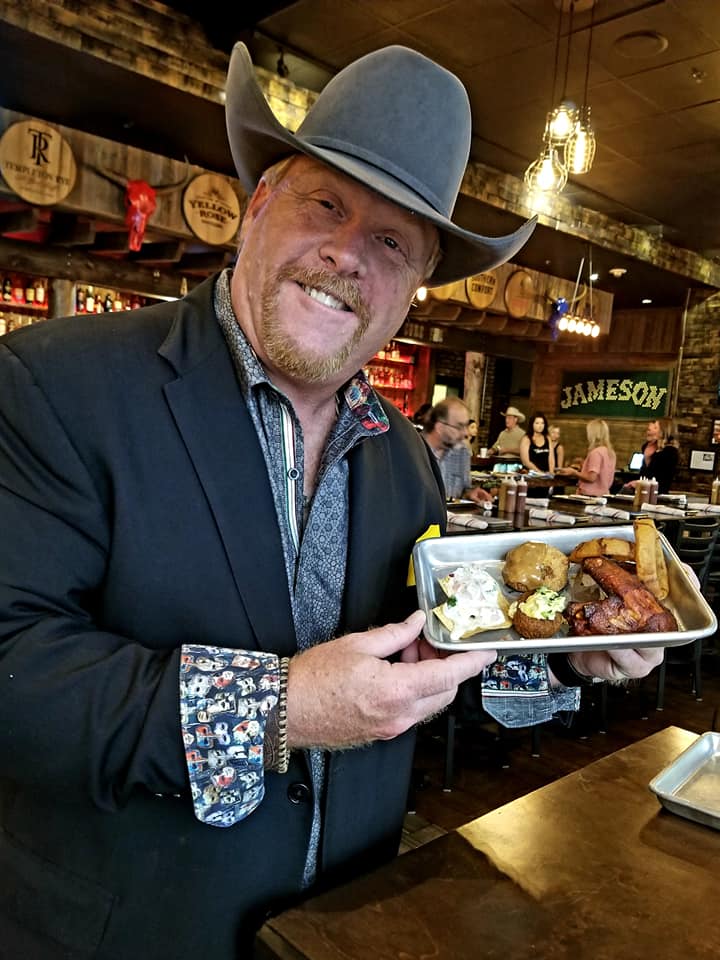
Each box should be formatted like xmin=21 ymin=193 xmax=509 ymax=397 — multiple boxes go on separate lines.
xmin=225 ymin=43 xmax=536 ymax=286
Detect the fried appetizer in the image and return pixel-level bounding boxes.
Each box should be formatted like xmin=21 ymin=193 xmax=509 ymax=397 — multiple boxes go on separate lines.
xmin=566 ymin=556 xmax=677 ymax=635
xmin=633 ymin=516 xmax=669 ymax=600
xmin=503 ymin=541 xmax=569 ymax=593
xmin=569 ymin=537 xmax=634 ymax=564
xmin=434 ymin=562 xmax=511 ymax=641
xmin=510 ymin=586 xmax=567 ymax=639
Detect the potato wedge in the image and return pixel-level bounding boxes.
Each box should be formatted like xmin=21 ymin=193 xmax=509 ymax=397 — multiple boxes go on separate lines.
xmin=633 ymin=516 xmax=669 ymax=600
xmin=569 ymin=537 xmax=635 ymax=563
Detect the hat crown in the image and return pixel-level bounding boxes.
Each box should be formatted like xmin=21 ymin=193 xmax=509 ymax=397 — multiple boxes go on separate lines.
xmin=298 ymin=46 xmax=471 ymax=218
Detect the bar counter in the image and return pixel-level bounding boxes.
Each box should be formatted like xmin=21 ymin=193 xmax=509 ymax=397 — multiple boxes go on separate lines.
xmin=257 ymin=727 xmax=717 ymax=960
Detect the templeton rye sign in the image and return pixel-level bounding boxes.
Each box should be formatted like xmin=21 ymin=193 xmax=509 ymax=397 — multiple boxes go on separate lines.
xmin=559 ymin=369 xmax=671 ymax=418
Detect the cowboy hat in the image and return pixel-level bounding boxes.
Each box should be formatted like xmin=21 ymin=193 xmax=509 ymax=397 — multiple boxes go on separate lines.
xmin=225 ymin=43 xmax=536 ymax=286
xmin=501 ymin=406 xmax=526 ymax=422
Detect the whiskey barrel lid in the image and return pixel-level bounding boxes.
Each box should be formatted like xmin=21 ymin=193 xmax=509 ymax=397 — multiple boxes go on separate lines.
xmin=0 ymin=119 xmax=76 ymax=205
xmin=182 ymin=173 xmax=241 ymax=245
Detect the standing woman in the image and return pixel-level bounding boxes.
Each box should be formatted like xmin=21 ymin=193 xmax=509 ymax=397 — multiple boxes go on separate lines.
xmin=559 ymin=419 xmax=617 ymax=495
xmin=549 ymin=424 xmax=564 ymax=469
xmin=639 ymin=418 xmax=678 ymax=494
xmin=520 ymin=412 xmax=555 ymax=474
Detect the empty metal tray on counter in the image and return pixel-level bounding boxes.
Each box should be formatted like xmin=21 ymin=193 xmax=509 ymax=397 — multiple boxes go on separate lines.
xmin=413 ymin=525 xmax=717 ymax=653
xmin=649 ymin=732 xmax=720 ymax=830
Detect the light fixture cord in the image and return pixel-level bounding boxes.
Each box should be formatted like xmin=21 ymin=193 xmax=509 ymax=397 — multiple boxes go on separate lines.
xmin=582 ymin=0 xmax=595 ymax=106
xmin=550 ymin=0 xmax=563 ymax=108
xmin=561 ymin=1 xmax=575 ymax=101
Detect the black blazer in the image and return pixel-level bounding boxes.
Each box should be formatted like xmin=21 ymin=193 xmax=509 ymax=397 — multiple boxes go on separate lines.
xmin=0 ymin=277 xmax=445 ymax=959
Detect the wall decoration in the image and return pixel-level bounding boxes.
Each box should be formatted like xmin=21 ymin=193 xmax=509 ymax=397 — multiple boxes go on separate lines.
xmin=689 ymin=449 xmax=716 ymax=472
xmin=182 ymin=173 xmax=241 ymax=245
xmin=0 ymin=119 xmax=76 ymax=205
xmin=559 ymin=369 xmax=672 ymax=418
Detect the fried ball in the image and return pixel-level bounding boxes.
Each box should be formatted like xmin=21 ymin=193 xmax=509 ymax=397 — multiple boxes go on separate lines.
xmin=503 ymin=541 xmax=569 ymax=593
xmin=512 ymin=592 xmax=565 ymax=639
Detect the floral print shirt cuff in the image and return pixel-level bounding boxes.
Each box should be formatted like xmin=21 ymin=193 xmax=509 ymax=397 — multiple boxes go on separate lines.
xmin=180 ymin=645 xmax=280 ymax=828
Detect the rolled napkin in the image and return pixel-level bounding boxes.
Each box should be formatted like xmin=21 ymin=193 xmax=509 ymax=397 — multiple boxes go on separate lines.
xmin=639 ymin=502 xmax=686 ymax=517
xmin=447 ymin=512 xmax=489 ymax=530
xmin=686 ymin=502 xmax=720 ymax=515
xmin=525 ymin=497 xmax=550 ymax=508
xmin=585 ymin=504 xmax=631 ymax=521
xmin=528 ymin=507 xmax=576 ymax=524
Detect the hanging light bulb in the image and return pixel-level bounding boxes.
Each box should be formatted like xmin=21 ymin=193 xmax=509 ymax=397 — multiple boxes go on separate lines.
xmin=558 ymin=315 xmax=568 ymax=331
xmin=567 ymin=317 xmax=577 ymax=332
xmin=582 ymin=321 xmax=592 ymax=336
xmin=591 ymin=322 xmax=600 ymax=338
xmin=546 ymin=102 xmax=578 ymax=146
xmin=415 ymin=286 xmax=428 ymax=302
xmin=524 ymin=137 xmax=568 ymax=194
xmin=565 ymin=106 xmax=596 ymax=174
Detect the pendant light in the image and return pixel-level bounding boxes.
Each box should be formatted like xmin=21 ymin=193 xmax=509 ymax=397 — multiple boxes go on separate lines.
xmin=524 ymin=134 xmax=568 ymax=194
xmin=546 ymin=1 xmax=577 ymax=146
xmin=565 ymin=1 xmax=597 ymax=174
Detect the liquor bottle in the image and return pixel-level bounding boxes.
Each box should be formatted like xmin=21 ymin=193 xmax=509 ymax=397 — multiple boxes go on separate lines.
xmin=76 ymin=285 xmax=86 ymax=314
xmin=113 ymin=291 xmax=123 ymax=312
xmin=103 ymin=291 xmax=113 ymax=312
xmin=85 ymin=285 xmax=95 ymax=313
xmin=711 ymin=477 xmax=720 ymax=506
xmin=2 ymin=277 xmax=11 ymax=302
xmin=25 ymin=278 xmax=35 ymax=304
xmin=12 ymin=277 xmax=25 ymax=304
xmin=34 ymin=278 xmax=46 ymax=305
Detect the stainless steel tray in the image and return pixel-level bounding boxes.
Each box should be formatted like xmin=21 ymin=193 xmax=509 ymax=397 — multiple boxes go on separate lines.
xmin=649 ymin=732 xmax=720 ymax=830
xmin=413 ymin=525 xmax=717 ymax=652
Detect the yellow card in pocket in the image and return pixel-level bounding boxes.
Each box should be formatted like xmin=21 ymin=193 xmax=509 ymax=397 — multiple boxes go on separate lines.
xmin=407 ymin=523 xmax=441 ymax=587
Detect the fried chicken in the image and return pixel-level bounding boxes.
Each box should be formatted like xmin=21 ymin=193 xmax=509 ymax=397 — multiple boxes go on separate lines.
xmin=566 ymin=556 xmax=678 ymax=636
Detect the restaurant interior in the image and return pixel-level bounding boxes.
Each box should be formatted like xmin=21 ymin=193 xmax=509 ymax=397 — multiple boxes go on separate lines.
xmin=2 ymin=2 xmax=720 ymax=956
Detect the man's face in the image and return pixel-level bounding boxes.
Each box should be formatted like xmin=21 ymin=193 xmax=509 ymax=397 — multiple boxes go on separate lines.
xmin=505 ymin=414 xmax=519 ymax=430
xmin=231 ymin=156 xmax=438 ymax=389
xmin=438 ymin=403 xmax=470 ymax=452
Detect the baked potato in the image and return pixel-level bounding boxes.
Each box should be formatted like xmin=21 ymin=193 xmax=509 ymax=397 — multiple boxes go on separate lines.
xmin=503 ymin=541 xmax=569 ymax=593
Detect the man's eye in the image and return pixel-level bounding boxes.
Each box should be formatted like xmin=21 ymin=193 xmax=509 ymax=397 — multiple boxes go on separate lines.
xmin=383 ymin=236 xmax=400 ymax=251
xmin=318 ymin=199 xmax=336 ymax=211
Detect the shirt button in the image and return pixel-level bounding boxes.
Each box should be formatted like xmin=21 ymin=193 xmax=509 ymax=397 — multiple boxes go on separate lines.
xmin=287 ymin=782 xmax=311 ymax=804
xmin=287 ymin=467 xmax=300 ymax=481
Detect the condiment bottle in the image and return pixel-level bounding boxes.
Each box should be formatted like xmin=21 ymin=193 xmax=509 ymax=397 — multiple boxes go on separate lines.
xmin=504 ymin=476 xmax=517 ymax=515
xmin=711 ymin=477 xmax=720 ymax=506
xmin=648 ymin=478 xmax=659 ymax=505
xmin=497 ymin=476 xmax=509 ymax=513
xmin=633 ymin=478 xmax=650 ymax=511
xmin=515 ymin=475 xmax=528 ymax=516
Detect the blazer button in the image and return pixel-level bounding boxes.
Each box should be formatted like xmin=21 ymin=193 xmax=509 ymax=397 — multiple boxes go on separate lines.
xmin=287 ymin=782 xmax=311 ymax=804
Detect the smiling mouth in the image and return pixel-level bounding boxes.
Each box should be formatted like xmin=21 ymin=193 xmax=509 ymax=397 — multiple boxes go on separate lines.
xmin=299 ymin=283 xmax=352 ymax=312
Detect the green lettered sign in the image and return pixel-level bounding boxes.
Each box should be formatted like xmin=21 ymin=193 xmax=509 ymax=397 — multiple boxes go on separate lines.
xmin=559 ymin=370 xmax=671 ymax=418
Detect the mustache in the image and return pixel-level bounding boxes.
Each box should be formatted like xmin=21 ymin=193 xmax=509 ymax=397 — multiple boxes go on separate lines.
xmin=277 ymin=265 xmax=370 ymax=326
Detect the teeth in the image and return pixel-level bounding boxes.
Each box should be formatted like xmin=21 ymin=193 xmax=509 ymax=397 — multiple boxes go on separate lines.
xmin=302 ymin=285 xmax=348 ymax=311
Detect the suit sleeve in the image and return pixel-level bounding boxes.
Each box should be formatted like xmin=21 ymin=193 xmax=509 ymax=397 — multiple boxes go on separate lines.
xmin=0 ymin=342 xmax=188 ymax=810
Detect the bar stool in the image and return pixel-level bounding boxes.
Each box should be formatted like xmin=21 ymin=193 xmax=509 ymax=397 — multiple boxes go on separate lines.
xmin=656 ymin=515 xmax=720 ymax=709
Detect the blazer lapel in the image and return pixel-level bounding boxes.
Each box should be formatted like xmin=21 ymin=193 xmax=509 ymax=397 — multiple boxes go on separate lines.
xmin=158 ymin=283 xmax=296 ymax=656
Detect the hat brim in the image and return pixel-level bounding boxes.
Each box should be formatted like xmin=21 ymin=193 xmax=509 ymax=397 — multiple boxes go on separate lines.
xmin=226 ymin=44 xmax=536 ymax=286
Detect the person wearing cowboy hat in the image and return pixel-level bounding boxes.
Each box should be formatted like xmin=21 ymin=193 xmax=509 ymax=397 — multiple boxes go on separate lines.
xmin=488 ymin=405 xmax=527 ymax=455
xmin=0 ymin=43 xmax=664 ymax=959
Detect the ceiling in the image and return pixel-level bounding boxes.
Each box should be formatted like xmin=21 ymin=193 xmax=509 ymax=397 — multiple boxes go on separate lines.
xmin=1 ymin=0 xmax=720 ymax=310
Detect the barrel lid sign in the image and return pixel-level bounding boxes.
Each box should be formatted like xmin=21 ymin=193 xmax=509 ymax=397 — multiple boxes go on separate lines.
xmin=183 ymin=173 xmax=240 ymax=245
xmin=0 ymin=120 xmax=76 ymax=205
xmin=560 ymin=369 xmax=671 ymax=418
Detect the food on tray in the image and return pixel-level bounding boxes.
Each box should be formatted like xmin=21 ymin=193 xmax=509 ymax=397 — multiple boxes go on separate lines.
xmin=509 ymin=586 xmax=567 ymax=639
xmin=434 ymin=561 xmax=511 ymax=641
xmin=566 ymin=556 xmax=678 ymax=636
xmin=633 ymin=516 xmax=669 ymax=600
xmin=569 ymin=536 xmax=634 ymax=563
xmin=503 ymin=541 xmax=569 ymax=593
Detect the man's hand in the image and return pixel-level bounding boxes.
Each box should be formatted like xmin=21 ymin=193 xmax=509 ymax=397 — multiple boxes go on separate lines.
xmin=568 ymin=647 xmax=663 ymax=683
xmin=286 ymin=610 xmax=496 ymax=750
xmin=466 ymin=486 xmax=492 ymax=503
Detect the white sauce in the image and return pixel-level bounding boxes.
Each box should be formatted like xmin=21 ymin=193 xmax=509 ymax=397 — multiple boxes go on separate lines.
xmin=441 ymin=563 xmax=507 ymax=640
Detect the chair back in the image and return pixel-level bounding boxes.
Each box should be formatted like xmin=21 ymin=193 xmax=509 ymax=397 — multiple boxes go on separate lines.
xmin=674 ymin=515 xmax=720 ymax=589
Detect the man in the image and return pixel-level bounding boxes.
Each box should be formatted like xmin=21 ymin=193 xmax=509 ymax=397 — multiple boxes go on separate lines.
xmin=489 ymin=405 xmax=526 ymax=455
xmin=423 ymin=398 xmax=491 ymax=502
xmin=0 ymin=43 xmax=663 ymax=959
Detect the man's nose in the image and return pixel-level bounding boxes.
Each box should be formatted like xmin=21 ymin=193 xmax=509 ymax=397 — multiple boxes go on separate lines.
xmin=319 ymin=221 xmax=367 ymax=276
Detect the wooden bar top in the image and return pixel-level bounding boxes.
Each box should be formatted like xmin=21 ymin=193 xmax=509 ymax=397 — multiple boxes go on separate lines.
xmin=257 ymin=727 xmax=719 ymax=960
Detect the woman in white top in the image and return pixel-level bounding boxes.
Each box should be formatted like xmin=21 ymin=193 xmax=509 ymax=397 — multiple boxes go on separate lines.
xmin=558 ymin=419 xmax=616 ymax=495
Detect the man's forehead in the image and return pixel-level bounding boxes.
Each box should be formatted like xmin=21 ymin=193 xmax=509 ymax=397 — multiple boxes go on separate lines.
xmin=286 ymin=155 xmax=437 ymax=232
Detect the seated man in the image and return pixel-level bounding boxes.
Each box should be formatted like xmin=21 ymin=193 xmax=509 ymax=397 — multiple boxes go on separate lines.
xmin=423 ymin=398 xmax=491 ymax=502
xmin=488 ymin=406 xmax=526 ymax=455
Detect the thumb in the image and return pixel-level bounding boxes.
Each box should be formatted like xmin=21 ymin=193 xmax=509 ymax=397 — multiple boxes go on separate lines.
xmin=351 ymin=609 xmax=427 ymax=659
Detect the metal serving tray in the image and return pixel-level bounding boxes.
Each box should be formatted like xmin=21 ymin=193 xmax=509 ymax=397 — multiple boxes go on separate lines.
xmin=649 ymin=732 xmax=720 ymax=830
xmin=413 ymin=525 xmax=717 ymax=653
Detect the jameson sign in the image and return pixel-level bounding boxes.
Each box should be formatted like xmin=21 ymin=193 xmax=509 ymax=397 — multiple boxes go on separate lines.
xmin=559 ymin=370 xmax=671 ymax=418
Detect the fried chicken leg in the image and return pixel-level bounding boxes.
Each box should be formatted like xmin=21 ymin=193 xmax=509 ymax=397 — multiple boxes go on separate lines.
xmin=567 ymin=556 xmax=678 ymax=635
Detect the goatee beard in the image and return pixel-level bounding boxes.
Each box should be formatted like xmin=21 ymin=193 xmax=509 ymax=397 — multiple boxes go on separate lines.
xmin=260 ymin=266 xmax=372 ymax=384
